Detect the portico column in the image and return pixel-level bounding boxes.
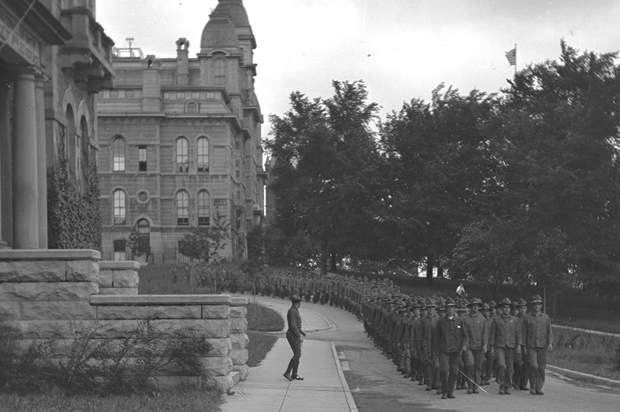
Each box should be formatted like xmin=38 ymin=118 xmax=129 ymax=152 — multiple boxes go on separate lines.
xmin=0 ymin=76 xmax=12 ymax=248
xmin=35 ymin=76 xmax=47 ymax=248
xmin=12 ymin=68 xmax=39 ymax=249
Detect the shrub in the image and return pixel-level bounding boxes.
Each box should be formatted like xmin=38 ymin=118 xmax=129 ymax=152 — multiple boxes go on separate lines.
xmin=0 ymin=321 xmax=214 ymax=396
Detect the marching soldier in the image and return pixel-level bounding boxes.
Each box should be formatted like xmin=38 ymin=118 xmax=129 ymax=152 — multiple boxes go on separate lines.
xmin=490 ymin=298 xmax=522 ymax=395
xmin=434 ymin=298 xmax=468 ymax=399
xmin=463 ymin=298 xmax=488 ymax=394
xmin=523 ymin=294 xmax=553 ymax=395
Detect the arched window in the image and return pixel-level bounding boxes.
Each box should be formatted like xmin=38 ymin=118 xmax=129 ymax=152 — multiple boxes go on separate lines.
xmin=112 ymin=137 xmax=125 ymax=171
xmin=197 ymin=191 xmax=210 ymax=226
xmin=187 ymin=102 xmax=198 ymax=113
xmin=176 ymin=137 xmax=189 ymax=172
xmin=214 ymin=59 xmax=226 ymax=86
xmin=197 ymin=137 xmax=209 ymax=172
xmin=176 ymin=191 xmax=189 ymax=225
xmin=113 ymin=190 xmax=126 ymax=225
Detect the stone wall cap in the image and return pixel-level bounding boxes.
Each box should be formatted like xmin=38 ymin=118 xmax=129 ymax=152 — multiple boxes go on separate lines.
xmin=91 ymin=294 xmax=233 ymax=306
xmin=0 ymin=249 xmax=101 ymax=261
xmin=99 ymin=261 xmax=141 ymax=270
xmin=231 ymin=297 xmax=248 ymax=305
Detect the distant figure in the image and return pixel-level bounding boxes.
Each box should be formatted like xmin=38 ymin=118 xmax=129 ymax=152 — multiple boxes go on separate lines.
xmin=171 ymin=264 xmax=177 ymax=284
xmin=283 ymin=294 xmax=306 ymax=382
xmin=456 ymin=283 xmax=467 ymax=298
xmin=184 ymin=263 xmax=190 ymax=285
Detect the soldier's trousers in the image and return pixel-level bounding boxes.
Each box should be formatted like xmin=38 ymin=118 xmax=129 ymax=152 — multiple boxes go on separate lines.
xmin=439 ymin=352 xmax=460 ymax=395
xmin=496 ymin=347 xmax=516 ymax=389
xmin=528 ymin=347 xmax=547 ymax=392
xmin=398 ymin=346 xmax=411 ymax=375
xmin=465 ymin=348 xmax=484 ymax=387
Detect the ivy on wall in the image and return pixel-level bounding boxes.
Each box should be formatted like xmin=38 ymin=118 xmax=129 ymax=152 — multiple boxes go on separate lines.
xmin=47 ymin=132 xmax=102 ymax=251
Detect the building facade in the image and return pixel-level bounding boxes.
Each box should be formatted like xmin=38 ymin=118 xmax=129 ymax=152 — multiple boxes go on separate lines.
xmin=97 ymin=0 xmax=266 ymax=263
xmin=0 ymin=0 xmax=113 ymax=250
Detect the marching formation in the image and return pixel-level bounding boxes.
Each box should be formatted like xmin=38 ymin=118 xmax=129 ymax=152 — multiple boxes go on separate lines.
xmin=248 ymin=268 xmax=553 ymax=400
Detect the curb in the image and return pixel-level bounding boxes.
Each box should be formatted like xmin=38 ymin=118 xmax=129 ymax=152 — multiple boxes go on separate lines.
xmin=330 ymin=342 xmax=359 ymax=412
xmin=547 ymin=364 xmax=620 ymax=389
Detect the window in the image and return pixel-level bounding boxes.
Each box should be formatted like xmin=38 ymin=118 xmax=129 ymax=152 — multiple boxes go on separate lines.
xmin=177 ymin=92 xmax=185 ymax=99
xmin=113 ymin=190 xmax=126 ymax=225
xmin=198 ymin=191 xmax=210 ymax=226
xmin=163 ymin=92 xmax=170 ymax=99
xmin=177 ymin=191 xmax=189 ymax=225
xmin=126 ymin=90 xmax=134 ymax=98
xmin=191 ymin=92 xmax=200 ymax=99
xmin=197 ymin=137 xmax=209 ymax=172
xmin=113 ymin=239 xmax=126 ymax=261
xmin=110 ymin=90 xmax=119 ymax=98
xmin=138 ymin=146 xmax=147 ymax=172
xmin=187 ymin=102 xmax=198 ymax=113
xmin=112 ymin=138 xmax=125 ymax=171
xmin=118 ymin=90 xmax=125 ymax=98
xmin=75 ymin=135 xmax=81 ymax=183
xmin=176 ymin=138 xmax=189 ymax=172
xmin=214 ymin=59 xmax=226 ymax=86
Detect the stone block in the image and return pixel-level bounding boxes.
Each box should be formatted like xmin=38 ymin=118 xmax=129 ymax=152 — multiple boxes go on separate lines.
xmin=230 ymin=348 xmax=248 ymax=365
xmin=21 ymin=301 xmax=98 ymax=320
xmin=230 ymin=317 xmax=247 ymax=334
xmin=208 ymin=371 xmax=238 ymax=392
xmin=0 ymin=301 xmax=20 ymax=320
xmin=205 ymin=338 xmax=231 ymax=357
xmin=99 ymin=287 xmax=138 ymax=295
xmin=91 ymin=294 xmax=231 ymax=306
xmin=199 ymin=356 xmax=232 ymax=376
xmin=112 ymin=270 xmax=139 ymax=288
xmin=99 ymin=271 xmax=114 ymax=288
xmin=201 ymin=305 xmax=229 ymax=319
xmin=232 ymin=364 xmax=250 ymax=381
xmin=0 ymin=260 xmax=66 ymax=282
xmin=229 ymin=305 xmax=247 ymax=318
xmin=11 ymin=320 xmax=76 ymax=339
xmin=0 ymin=282 xmax=98 ymax=301
xmin=148 ymin=319 xmax=230 ymax=339
xmin=66 ymin=260 xmax=99 ymax=282
xmin=230 ymin=333 xmax=249 ymax=350
xmin=97 ymin=305 xmax=202 ymax=320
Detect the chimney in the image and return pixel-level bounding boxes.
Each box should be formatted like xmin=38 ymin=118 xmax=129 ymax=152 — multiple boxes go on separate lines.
xmin=176 ymin=38 xmax=190 ymax=86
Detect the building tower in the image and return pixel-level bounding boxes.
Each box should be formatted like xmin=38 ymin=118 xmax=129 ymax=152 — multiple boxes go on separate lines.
xmin=97 ymin=0 xmax=266 ymax=263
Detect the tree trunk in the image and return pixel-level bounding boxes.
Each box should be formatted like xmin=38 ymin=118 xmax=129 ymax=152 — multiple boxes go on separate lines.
xmin=329 ymin=253 xmax=337 ymax=272
xmin=437 ymin=264 xmax=443 ymax=279
xmin=426 ymin=255 xmax=434 ymax=286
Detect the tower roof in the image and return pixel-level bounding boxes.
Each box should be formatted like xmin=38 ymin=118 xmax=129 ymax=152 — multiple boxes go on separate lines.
xmin=200 ymin=15 xmax=239 ymax=53
xmin=213 ymin=0 xmax=250 ymax=28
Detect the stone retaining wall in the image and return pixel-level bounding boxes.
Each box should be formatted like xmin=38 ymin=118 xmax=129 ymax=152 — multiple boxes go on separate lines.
xmin=0 ymin=249 xmax=248 ymax=391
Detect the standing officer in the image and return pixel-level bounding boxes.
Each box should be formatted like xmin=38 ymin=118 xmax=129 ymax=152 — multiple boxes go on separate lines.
xmin=490 ymin=298 xmax=522 ymax=395
xmin=523 ymin=294 xmax=553 ymax=395
xmin=433 ymin=298 xmax=468 ymax=399
xmin=463 ymin=298 xmax=488 ymax=394
xmin=284 ymin=294 xmax=306 ymax=381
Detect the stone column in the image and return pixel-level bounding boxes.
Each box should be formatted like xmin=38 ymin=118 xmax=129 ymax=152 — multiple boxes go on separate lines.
xmin=35 ymin=76 xmax=47 ymax=248
xmin=0 ymin=75 xmax=12 ymax=247
xmin=12 ymin=68 xmax=39 ymax=249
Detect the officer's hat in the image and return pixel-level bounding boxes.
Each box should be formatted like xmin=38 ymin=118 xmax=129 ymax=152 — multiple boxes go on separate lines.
xmin=498 ymin=297 xmax=512 ymax=307
xmin=530 ymin=294 xmax=544 ymax=304
xmin=291 ymin=294 xmax=302 ymax=302
xmin=468 ymin=297 xmax=483 ymax=307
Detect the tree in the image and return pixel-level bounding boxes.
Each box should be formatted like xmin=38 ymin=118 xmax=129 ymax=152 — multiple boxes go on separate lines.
xmin=379 ymin=85 xmax=500 ymax=284
xmin=266 ymin=80 xmax=382 ymax=272
xmin=126 ymin=225 xmax=150 ymax=260
xmin=177 ymin=224 xmax=228 ymax=286
xmin=450 ymin=42 xmax=620 ymax=301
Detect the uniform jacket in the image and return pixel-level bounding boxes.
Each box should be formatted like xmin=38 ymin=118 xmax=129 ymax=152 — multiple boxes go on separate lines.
xmin=463 ymin=312 xmax=488 ymax=351
xmin=433 ymin=315 xmax=468 ymax=354
xmin=490 ymin=314 xmax=522 ymax=349
xmin=523 ymin=312 xmax=553 ymax=348
xmin=286 ymin=306 xmax=303 ymax=339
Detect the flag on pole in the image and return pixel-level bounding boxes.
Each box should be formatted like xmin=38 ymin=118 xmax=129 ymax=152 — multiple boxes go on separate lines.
xmin=505 ymin=48 xmax=516 ymax=66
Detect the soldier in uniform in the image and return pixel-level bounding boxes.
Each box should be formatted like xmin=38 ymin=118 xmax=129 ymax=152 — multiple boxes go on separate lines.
xmin=514 ymin=298 xmax=529 ymax=390
xmin=420 ymin=299 xmax=437 ymax=392
xmin=490 ymin=298 xmax=522 ymax=395
xmin=433 ymin=298 xmax=468 ymax=399
xmin=481 ymin=302 xmax=493 ymax=385
xmin=283 ymin=294 xmax=306 ymax=381
xmin=523 ymin=294 xmax=553 ymax=395
xmin=463 ymin=298 xmax=488 ymax=394
xmin=414 ymin=301 xmax=427 ymax=385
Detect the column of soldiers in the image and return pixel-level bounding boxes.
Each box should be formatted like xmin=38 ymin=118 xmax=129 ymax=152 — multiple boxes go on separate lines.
xmin=229 ymin=267 xmax=553 ymax=399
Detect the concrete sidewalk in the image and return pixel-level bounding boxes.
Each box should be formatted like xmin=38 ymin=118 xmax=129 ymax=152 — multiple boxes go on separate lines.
xmin=221 ymin=296 xmax=357 ymax=412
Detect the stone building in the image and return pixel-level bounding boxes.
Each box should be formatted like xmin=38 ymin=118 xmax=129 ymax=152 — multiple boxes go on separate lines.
xmin=97 ymin=0 xmax=266 ymax=263
xmin=0 ymin=0 xmax=113 ymax=250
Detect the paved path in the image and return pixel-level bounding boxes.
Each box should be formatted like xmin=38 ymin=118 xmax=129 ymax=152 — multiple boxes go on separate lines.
xmin=222 ymin=296 xmax=620 ymax=412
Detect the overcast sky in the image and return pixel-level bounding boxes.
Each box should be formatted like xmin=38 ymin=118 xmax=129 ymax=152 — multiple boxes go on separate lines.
xmin=97 ymin=0 xmax=620 ymax=137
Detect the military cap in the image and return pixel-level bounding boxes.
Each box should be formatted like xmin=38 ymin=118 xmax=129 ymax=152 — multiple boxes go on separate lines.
xmin=468 ymin=297 xmax=483 ymax=307
xmin=498 ymin=297 xmax=512 ymax=307
xmin=517 ymin=298 xmax=528 ymax=307
xmin=530 ymin=294 xmax=544 ymax=304
xmin=488 ymin=300 xmax=497 ymax=308
xmin=445 ymin=298 xmax=457 ymax=307
xmin=481 ymin=303 xmax=491 ymax=311
xmin=411 ymin=300 xmax=422 ymax=309
xmin=419 ymin=301 xmax=427 ymax=310
xmin=425 ymin=298 xmax=436 ymax=308
xmin=291 ymin=294 xmax=302 ymax=302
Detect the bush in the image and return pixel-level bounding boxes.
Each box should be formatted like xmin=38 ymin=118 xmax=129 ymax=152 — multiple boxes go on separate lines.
xmin=0 ymin=321 xmax=214 ymax=396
